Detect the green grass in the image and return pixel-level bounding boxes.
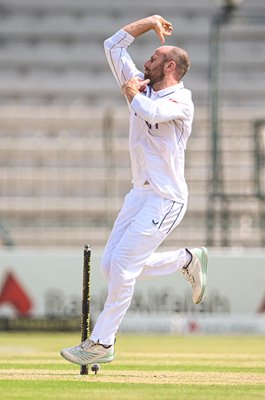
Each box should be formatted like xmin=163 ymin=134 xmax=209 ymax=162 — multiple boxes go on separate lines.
xmin=0 ymin=333 xmax=265 ymax=400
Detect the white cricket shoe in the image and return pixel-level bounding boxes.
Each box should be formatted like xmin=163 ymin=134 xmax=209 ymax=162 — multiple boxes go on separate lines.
xmin=60 ymin=339 xmax=115 ymax=366
xmin=181 ymin=247 xmax=208 ymax=304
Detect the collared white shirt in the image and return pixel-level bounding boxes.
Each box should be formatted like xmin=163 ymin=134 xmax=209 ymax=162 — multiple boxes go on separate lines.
xmin=104 ymin=29 xmax=194 ymax=202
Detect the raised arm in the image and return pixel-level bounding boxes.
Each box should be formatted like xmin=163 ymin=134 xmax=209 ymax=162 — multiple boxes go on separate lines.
xmin=104 ymin=15 xmax=173 ymax=90
xmin=123 ymin=15 xmax=172 ymax=44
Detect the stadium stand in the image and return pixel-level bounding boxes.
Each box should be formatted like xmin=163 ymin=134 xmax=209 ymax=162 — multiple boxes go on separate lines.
xmin=0 ymin=0 xmax=264 ymax=247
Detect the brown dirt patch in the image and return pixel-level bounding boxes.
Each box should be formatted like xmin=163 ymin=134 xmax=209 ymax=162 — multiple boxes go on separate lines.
xmin=0 ymin=369 xmax=264 ymax=385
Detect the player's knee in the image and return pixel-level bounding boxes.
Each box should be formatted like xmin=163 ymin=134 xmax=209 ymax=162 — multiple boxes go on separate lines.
xmin=100 ymin=253 xmax=111 ymax=278
xmin=101 ymin=248 xmax=127 ymax=280
xmin=109 ymin=250 xmax=136 ymax=281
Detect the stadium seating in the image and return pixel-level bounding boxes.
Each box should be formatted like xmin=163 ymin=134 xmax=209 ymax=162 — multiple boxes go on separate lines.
xmin=0 ymin=0 xmax=264 ymax=247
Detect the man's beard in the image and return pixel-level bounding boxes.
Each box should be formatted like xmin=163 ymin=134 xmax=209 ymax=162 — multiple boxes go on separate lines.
xmin=144 ymin=68 xmax=165 ymax=86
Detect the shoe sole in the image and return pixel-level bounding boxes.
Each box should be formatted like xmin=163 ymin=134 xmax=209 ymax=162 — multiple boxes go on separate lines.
xmin=194 ymin=247 xmax=208 ymax=304
xmin=60 ymin=349 xmax=114 ymax=366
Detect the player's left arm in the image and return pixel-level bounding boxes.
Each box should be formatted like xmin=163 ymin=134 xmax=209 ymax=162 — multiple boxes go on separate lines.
xmin=123 ymin=15 xmax=172 ymax=44
xmin=104 ymin=31 xmax=143 ymax=89
xmin=104 ymin=15 xmax=172 ymax=91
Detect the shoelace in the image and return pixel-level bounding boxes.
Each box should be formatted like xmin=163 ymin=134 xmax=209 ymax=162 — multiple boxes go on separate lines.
xmin=80 ymin=339 xmax=96 ymax=350
xmin=182 ymin=267 xmax=197 ymax=286
xmin=181 ymin=268 xmax=192 ymax=282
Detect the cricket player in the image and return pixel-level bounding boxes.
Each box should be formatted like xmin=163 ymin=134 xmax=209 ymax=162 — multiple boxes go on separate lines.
xmin=61 ymin=15 xmax=208 ymax=366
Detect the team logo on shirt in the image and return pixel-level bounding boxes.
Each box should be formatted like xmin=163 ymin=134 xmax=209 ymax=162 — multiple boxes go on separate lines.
xmin=145 ymin=121 xmax=159 ymax=130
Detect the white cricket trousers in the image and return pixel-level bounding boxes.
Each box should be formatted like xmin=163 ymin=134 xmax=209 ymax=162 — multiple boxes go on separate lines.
xmin=90 ymin=186 xmax=189 ymax=345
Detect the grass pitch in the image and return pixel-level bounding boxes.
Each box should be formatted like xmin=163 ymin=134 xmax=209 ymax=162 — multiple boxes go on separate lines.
xmin=0 ymin=333 xmax=264 ymax=400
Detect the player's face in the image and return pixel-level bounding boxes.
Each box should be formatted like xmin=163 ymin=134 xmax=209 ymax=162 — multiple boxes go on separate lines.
xmin=144 ymin=50 xmax=167 ymax=86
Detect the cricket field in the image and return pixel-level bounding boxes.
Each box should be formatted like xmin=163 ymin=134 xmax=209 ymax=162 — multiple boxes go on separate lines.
xmin=0 ymin=332 xmax=264 ymax=399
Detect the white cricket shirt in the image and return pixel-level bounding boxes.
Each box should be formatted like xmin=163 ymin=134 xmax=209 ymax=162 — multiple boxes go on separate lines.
xmin=104 ymin=30 xmax=194 ymax=203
